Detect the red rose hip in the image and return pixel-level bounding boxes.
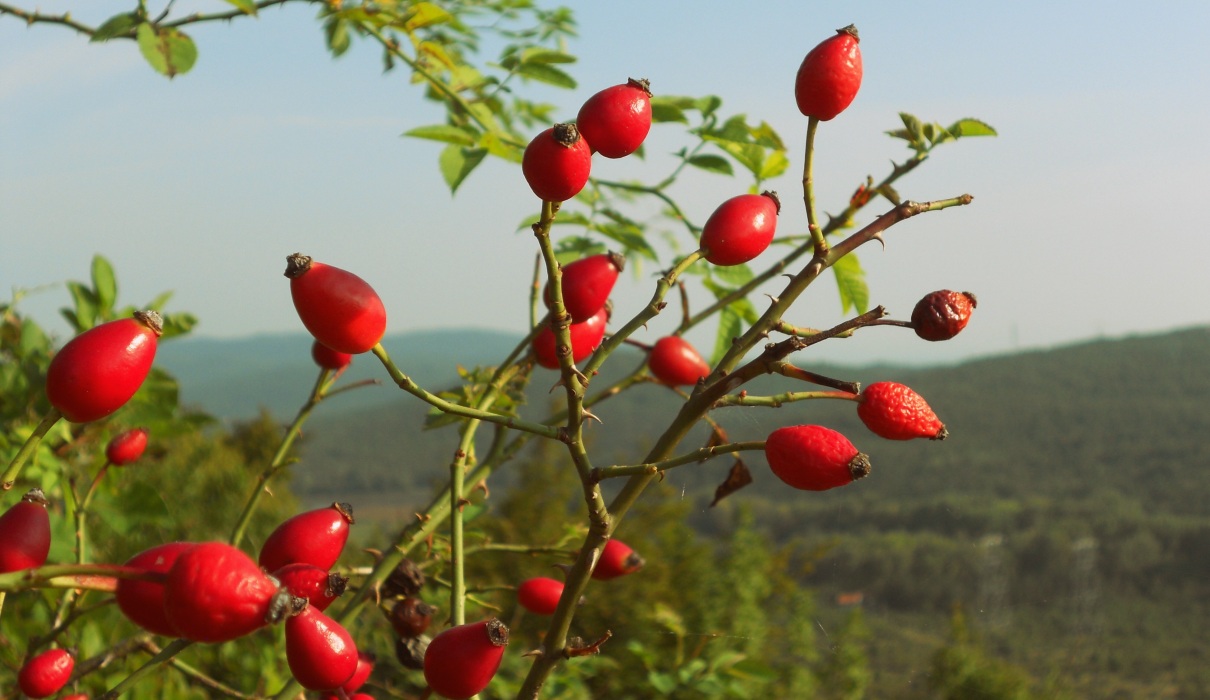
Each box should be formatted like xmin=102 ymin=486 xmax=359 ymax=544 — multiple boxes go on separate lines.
xmin=46 ymin=310 xmax=162 ymax=423
xmin=591 ymin=538 xmax=644 ymax=580
xmin=795 ymin=24 xmax=863 ymax=121
xmin=700 ymin=192 xmax=780 ymax=266
xmin=258 ymin=501 xmax=355 ymax=572
xmin=163 ymin=541 xmax=283 ymax=643
xmin=311 ymin=340 xmax=353 ymax=370
xmin=424 ymin=618 xmax=509 ymax=699
xmin=647 ymin=336 xmax=711 ymax=386
xmin=532 ymin=305 xmax=608 ymax=369
xmin=544 ymin=252 xmax=624 ymax=323
xmin=18 ymin=648 xmax=75 ymax=699
xmin=285 ymin=254 xmax=387 ymax=355
xmin=856 ymin=381 xmax=947 ymax=441
xmin=106 ymin=427 xmax=149 ymax=466
xmin=285 ymin=604 xmax=360 ymax=691
xmin=576 ymin=78 xmax=653 ymax=158
xmin=0 ymin=488 xmax=52 ymax=573
xmin=765 ymin=425 xmax=870 ymax=491
xmin=522 ymin=123 xmax=592 ymax=202
xmin=912 ymin=290 xmax=977 ymax=342
xmin=517 ymin=576 xmax=565 ymax=615
xmin=116 ymin=541 xmax=195 ymax=636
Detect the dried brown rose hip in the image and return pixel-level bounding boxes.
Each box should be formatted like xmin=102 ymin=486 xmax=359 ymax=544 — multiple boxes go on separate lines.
xmin=911 ymin=290 xmax=977 ymax=341
xmin=389 ymin=596 xmax=437 ymax=638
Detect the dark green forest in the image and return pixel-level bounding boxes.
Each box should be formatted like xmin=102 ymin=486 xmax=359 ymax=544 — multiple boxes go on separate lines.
xmin=157 ymin=325 xmax=1210 ymax=698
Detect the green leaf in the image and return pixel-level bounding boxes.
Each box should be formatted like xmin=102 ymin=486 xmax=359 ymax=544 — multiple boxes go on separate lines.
xmin=520 ymin=49 xmax=576 ymax=65
xmin=403 ymin=2 xmax=453 ymax=32
xmin=64 ymin=281 xmax=98 ymax=332
xmin=158 ymin=312 xmax=197 ymax=339
xmin=591 ymin=222 xmax=658 ymax=261
xmin=727 ymin=658 xmax=779 ymax=683
xmin=479 ymin=131 xmax=522 ymax=163
xmin=694 ymin=95 xmax=723 ymax=117
xmin=222 ymin=0 xmax=258 ymax=15
xmin=554 ymin=236 xmax=607 ymax=264
xmin=91 ymin=255 xmax=117 ymax=316
xmin=425 ymin=405 xmax=464 ymax=430
xmin=686 ymin=154 xmax=733 ymax=175
xmin=749 ymin=121 xmax=786 ymax=151
xmin=708 ymin=138 xmax=763 ymax=179
xmin=91 ymin=13 xmax=139 ymax=42
xmin=136 ymin=24 xmax=198 ymax=78
xmin=515 ymin=61 xmax=577 ymax=89
xmin=831 ymin=253 xmax=869 ymax=315
xmin=404 ymin=124 xmax=478 ymax=147
xmin=757 ymin=150 xmax=789 ymax=180
xmin=949 ymin=118 xmax=998 ymax=137
xmin=710 ymin=263 xmax=754 ymax=287
xmin=899 ymin=112 xmax=923 ymax=142
xmin=650 ymin=96 xmax=693 ymax=123
xmin=711 ymin=304 xmax=744 ymax=365
xmin=439 ymin=144 xmax=487 ymax=193
xmin=145 ymin=290 xmax=174 ymax=311
xmin=324 ymin=17 xmax=351 ymax=57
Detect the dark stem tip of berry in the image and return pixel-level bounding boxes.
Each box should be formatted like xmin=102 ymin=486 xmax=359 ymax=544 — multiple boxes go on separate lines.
xmin=962 ymin=292 xmax=978 ymax=308
xmin=627 ymin=77 xmax=652 ymax=97
xmin=266 ymin=589 xmax=306 ymax=624
xmin=22 ymin=487 xmax=50 ymax=507
xmin=133 ymin=310 xmax=164 ymax=337
xmin=552 ymin=122 xmax=582 ymax=148
xmin=624 ymin=551 xmax=647 ymax=573
xmin=761 ymin=190 xmax=782 ymax=215
xmin=607 ymin=250 xmax=626 ymax=273
xmin=485 ymin=618 xmax=510 ymax=647
xmin=848 ymin=452 xmax=872 ymax=481
xmin=284 ymin=252 xmax=314 ymax=279
xmin=327 ymin=573 xmax=350 ymax=598
xmin=333 ymin=501 xmax=355 ymax=524
xmin=837 ymin=24 xmax=859 ymax=42
xmin=932 ymin=425 xmax=950 ymax=441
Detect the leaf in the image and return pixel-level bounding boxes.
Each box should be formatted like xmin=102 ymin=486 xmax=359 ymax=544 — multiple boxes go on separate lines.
xmin=710 ymin=263 xmax=753 ymax=287
xmin=707 ymin=138 xmax=764 ymax=179
xmin=831 ymin=253 xmax=869 ymax=315
xmin=711 ymin=305 xmax=744 ymax=365
xmin=949 ymin=118 xmax=997 ymax=137
xmin=520 ymin=49 xmax=576 ymax=65
xmin=515 ymin=61 xmax=577 ymax=89
xmin=144 ymin=290 xmax=174 ymax=311
xmin=91 ymin=255 xmax=117 ymax=316
xmin=478 ymin=131 xmax=522 ymax=163
xmin=158 ymin=311 xmax=197 ymax=339
xmin=136 ymin=24 xmax=198 ymax=78
xmin=726 ymin=658 xmax=779 ymax=683
xmin=710 ymin=459 xmax=753 ymax=507
xmin=554 ymin=236 xmax=606 ymax=264
xmin=591 ymin=222 xmax=657 ymax=261
xmin=757 ymin=149 xmax=789 ymax=180
xmin=324 ymin=17 xmax=351 ymax=57
xmin=686 ymin=154 xmax=733 ymax=176
xmin=425 ymin=405 xmax=464 ymax=430
xmin=899 ymin=112 xmax=923 ymax=142
xmin=439 ymin=144 xmax=487 ymax=193
xmin=404 ymin=124 xmax=477 ymax=147
xmin=650 ymin=96 xmax=694 ymax=123
xmin=694 ymin=94 xmax=723 ymax=117
xmin=64 ymin=281 xmax=98 ymax=332
xmin=749 ymin=121 xmax=785 ymax=151
xmin=222 ymin=0 xmax=258 ymax=15
xmin=91 ymin=13 xmax=139 ymax=42
xmin=403 ymin=2 xmax=453 ymax=32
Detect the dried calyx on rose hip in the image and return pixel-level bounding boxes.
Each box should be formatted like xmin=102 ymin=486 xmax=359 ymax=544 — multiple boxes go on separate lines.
xmin=795 ymin=24 xmax=863 ymax=121
xmin=273 ymin=562 xmax=349 ymax=612
xmin=522 ymin=123 xmax=592 ymax=202
xmin=544 ymin=251 xmax=624 ymax=323
xmin=285 ymin=254 xmax=387 ymax=355
xmin=424 ymin=618 xmax=510 ymax=700
xmin=0 ymin=487 xmax=52 ymax=573
xmin=765 ymin=424 xmax=871 ymax=491
xmin=856 ymin=381 xmax=948 ymax=441
xmin=576 ymin=77 xmax=653 ymax=158
xmin=259 ymin=501 xmax=355 ymax=572
xmin=911 ymin=289 xmax=977 ymax=341
xmin=46 ymin=310 xmax=162 ymax=423
xmin=699 ymin=191 xmax=780 ymax=266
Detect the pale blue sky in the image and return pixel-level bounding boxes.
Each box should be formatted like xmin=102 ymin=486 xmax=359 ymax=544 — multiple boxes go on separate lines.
xmin=3 ymin=2 xmax=1209 ymax=366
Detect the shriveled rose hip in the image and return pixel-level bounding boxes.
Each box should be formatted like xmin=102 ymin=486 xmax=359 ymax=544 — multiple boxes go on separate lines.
xmin=911 ymin=290 xmax=977 ymax=342
xmin=765 ymin=425 xmax=870 ymax=491
xmin=856 ymin=381 xmax=947 ymax=441
xmin=389 ymin=596 xmax=437 ymax=638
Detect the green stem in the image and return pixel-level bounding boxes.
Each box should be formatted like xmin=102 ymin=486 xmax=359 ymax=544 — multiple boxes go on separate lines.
xmin=2 ymin=407 xmax=63 ymax=490
xmin=711 ymin=390 xmax=856 ymax=409
xmin=803 ymin=117 xmax=827 ymax=255
xmin=590 ymin=441 xmax=766 ymax=480
xmin=98 ymin=638 xmax=194 ymax=700
xmin=229 ymin=367 xmax=336 ymax=547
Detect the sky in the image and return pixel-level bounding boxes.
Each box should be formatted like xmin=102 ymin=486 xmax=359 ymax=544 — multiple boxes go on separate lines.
xmin=3 ymin=1 xmax=1209 ymax=367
